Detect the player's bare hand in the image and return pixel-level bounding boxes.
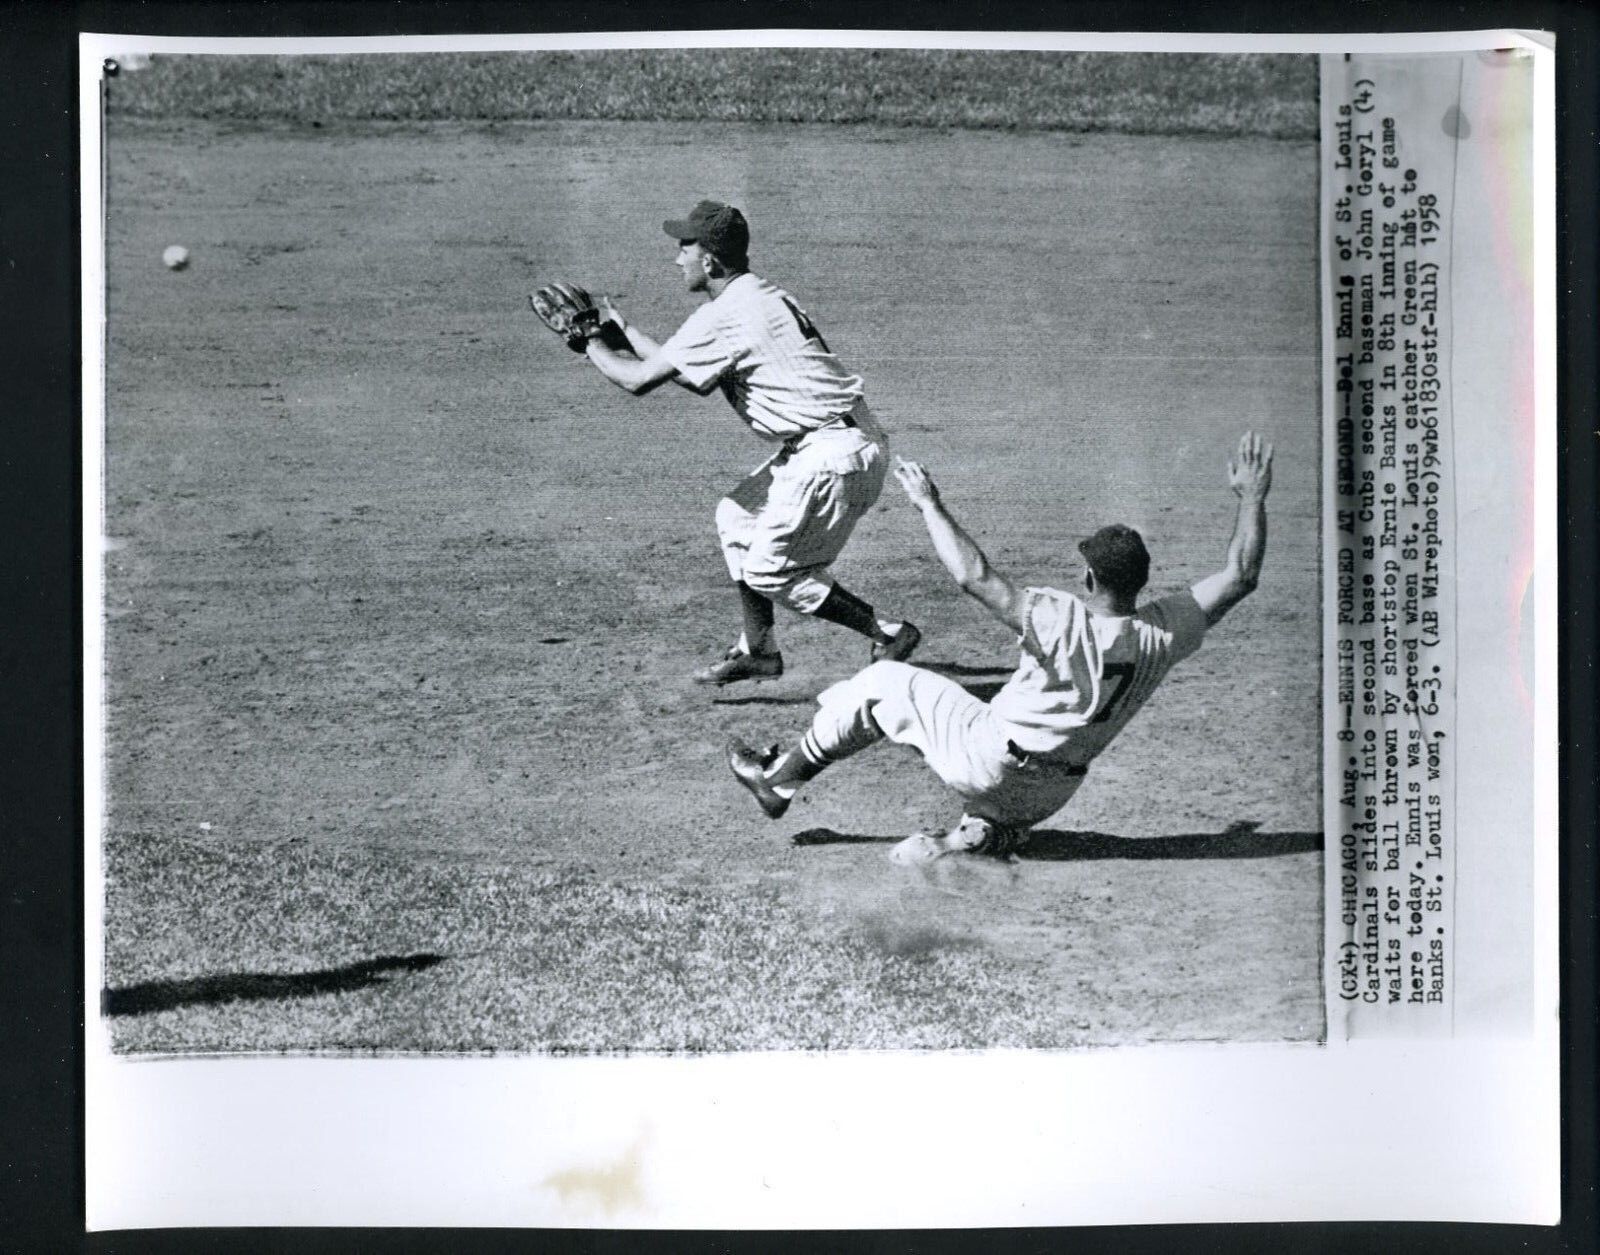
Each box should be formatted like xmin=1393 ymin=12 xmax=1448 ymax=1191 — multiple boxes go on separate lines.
xmin=1228 ymin=431 xmax=1274 ymax=501
xmin=894 ymin=459 xmax=941 ymax=508
xmin=596 ymin=295 xmax=626 ymax=329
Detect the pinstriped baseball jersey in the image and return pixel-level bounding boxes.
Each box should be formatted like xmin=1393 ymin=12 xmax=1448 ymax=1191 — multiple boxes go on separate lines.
xmin=989 ymin=587 xmax=1209 ymax=762
xmin=657 ymin=273 xmax=865 ymax=440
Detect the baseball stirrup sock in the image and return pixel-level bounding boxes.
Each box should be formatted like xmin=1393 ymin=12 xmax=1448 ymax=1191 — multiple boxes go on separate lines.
xmin=766 ymin=744 xmax=824 ymax=790
xmin=768 ymin=719 xmax=882 ymax=796
xmin=802 ymin=719 xmax=881 ymax=764
xmin=810 ymin=584 xmax=880 ymax=637
xmin=736 ymin=582 xmax=777 ymax=655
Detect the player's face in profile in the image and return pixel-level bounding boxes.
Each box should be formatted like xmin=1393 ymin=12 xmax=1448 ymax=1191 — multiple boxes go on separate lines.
xmin=676 ymin=241 xmax=711 ymax=293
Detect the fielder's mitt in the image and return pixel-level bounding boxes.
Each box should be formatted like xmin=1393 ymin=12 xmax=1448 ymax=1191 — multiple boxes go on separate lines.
xmin=529 ymin=282 xmax=605 ymax=353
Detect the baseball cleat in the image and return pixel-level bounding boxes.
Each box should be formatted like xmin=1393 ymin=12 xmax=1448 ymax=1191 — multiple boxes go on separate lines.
xmin=871 ymin=622 xmax=922 ymax=664
xmin=947 ymin=814 xmax=1001 ymax=853
xmin=694 ymin=647 xmax=784 ymax=686
xmin=726 ymin=740 xmax=792 ymax=819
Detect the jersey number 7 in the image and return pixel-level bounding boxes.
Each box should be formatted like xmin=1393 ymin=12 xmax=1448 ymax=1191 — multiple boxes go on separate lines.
xmin=782 ymin=298 xmax=832 ymax=352
xmin=1090 ymin=662 xmax=1136 ymax=724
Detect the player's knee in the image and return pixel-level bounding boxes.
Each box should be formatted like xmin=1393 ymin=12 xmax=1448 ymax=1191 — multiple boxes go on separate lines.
xmin=739 ymin=564 xmax=792 ymax=599
xmin=744 ymin=566 xmax=831 ymax=614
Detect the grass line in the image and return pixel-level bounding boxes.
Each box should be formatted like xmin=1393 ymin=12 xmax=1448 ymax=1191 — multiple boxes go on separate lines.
xmin=108 ymin=50 xmax=1316 ymax=139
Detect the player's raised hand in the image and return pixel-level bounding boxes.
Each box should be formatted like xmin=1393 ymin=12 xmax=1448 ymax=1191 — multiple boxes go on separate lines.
xmin=1227 ymin=431 xmax=1274 ymax=501
xmin=894 ymin=458 xmax=941 ymax=508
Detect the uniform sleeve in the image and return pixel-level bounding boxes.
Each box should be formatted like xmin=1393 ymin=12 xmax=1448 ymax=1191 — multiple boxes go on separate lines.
xmin=1146 ymin=590 xmax=1209 ymax=664
xmin=1017 ymin=587 xmax=1083 ymax=663
xmin=658 ymin=304 xmax=743 ymax=389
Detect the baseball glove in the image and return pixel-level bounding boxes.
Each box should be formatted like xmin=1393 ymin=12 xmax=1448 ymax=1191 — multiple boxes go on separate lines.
xmin=529 ymin=282 xmax=606 ymax=353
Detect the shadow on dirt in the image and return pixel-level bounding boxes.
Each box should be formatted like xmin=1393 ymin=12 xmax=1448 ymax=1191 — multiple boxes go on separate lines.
xmin=710 ymin=693 xmax=814 ymax=706
xmin=1023 ymin=822 xmax=1322 ymax=861
xmin=793 ymin=821 xmax=1321 ymax=861
xmin=102 ymin=953 xmax=447 ymax=1017
xmin=792 ymin=829 xmax=889 ymax=846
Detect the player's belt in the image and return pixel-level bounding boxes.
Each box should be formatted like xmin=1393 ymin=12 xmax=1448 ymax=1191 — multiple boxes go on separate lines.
xmin=779 ymin=411 xmax=858 ymax=450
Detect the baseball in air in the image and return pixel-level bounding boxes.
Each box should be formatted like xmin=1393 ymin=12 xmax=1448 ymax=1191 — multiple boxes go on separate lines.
xmin=162 ymin=245 xmax=190 ymax=271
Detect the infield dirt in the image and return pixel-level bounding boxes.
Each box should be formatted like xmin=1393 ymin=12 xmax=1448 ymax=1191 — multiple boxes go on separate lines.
xmin=100 ymin=117 xmax=1323 ymax=1050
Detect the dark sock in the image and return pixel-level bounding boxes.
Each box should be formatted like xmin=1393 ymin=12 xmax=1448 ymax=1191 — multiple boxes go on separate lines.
xmin=736 ymin=581 xmax=777 ymax=653
xmin=811 ymin=584 xmax=885 ymax=640
xmin=768 ymin=745 xmax=825 ymax=788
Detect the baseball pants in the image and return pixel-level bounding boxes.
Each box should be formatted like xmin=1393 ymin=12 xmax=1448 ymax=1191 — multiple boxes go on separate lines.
xmin=715 ymin=401 xmax=887 ymax=614
xmin=810 ymin=660 xmax=1090 ymax=830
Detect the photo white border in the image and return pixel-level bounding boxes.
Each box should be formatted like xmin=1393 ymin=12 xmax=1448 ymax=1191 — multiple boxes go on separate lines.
xmin=82 ymin=27 xmax=1559 ymax=1230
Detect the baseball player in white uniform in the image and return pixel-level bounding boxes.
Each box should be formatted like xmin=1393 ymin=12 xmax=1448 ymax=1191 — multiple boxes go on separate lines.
xmin=726 ymin=431 xmax=1275 ymax=863
xmin=576 ymin=199 xmax=920 ymax=685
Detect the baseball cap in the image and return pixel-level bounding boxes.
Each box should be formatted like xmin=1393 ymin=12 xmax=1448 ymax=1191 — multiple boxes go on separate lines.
xmin=662 ymin=199 xmax=750 ymax=262
xmin=1078 ymin=524 xmax=1150 ymax=596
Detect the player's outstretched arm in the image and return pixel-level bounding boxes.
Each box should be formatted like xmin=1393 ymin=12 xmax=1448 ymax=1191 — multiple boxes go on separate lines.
xmin=1191 ymin=431 xmax=1273 ymax=627
xmin=584 ymin=340 xmax=680 ymax=396
xmin=894 ymin=459 xmax=1026 ymax=635
xmin=587 ymin=298 xmax=719 ymax=396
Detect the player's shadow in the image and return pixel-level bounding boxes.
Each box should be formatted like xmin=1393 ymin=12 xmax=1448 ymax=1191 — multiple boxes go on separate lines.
xmin=101 ymin=952 xmax=447 ymax=1017
xmin=793 ymin=821 xmax=1320 ymax=861
xmin=1023 ymin=821 xmax=1322 ymax=861
xmin=710 ymin=693 xmax=814 ymax=706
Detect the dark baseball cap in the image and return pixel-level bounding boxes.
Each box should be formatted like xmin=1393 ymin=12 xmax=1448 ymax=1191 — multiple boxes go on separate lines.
xmin=663 ymin=199 xmax=750 ymax=261
xmin=1078 ymin=524 xmax=1150 ymax=597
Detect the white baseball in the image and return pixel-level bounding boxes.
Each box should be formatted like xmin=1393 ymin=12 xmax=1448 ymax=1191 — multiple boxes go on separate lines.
xmin=162 ymin=245 xmax=190 ymax=271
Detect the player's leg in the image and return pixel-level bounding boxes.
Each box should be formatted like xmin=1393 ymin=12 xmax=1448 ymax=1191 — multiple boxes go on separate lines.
xmin=728 ymin=660 xmax=1000 ymax=820
xmin=726 ymin=677 xmax=886 ymax=818
xmin=807 ymin=454 xmax=921 ymax=656
xmin=734 ymin=580 xmax=776 ymax=656
xmin=812 ymin=584 xmax=919 ymax=660
xmin=697 ymin=465 xmax=785 ymax=685
xmin=743 ymin=450 xmax=920 ymax=661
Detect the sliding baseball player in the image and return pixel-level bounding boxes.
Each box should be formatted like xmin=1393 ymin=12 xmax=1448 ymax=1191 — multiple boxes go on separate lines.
xmin=724 ymin=431 xmax=1275 ymax=863
xmin=530 ymin=200 xmax=920 ymax=686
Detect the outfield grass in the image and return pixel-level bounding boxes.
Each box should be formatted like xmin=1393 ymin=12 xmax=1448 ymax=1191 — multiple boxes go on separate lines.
xmin=108 ymin=49 xmax=1316 ymax=138
xmin=103 ymin=832 xmax=1071 ymax=1053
